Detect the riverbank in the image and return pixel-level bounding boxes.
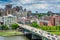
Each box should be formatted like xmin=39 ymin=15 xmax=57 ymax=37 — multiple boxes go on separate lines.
xmin=0 ymin=30 xmax=24 ymax=36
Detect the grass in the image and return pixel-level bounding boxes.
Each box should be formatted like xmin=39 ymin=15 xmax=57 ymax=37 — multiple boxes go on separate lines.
xmin=28 ymin=24 xmax=60 ymax=35
xmin=41 ymin=30 xmax=60 ymax=35
xmin=50 ymin=31 xmax=60 ymax=35
xmin=0 ymin=30 xmax=23 ymax=36
xmin=43 ymin=30 xmax=60 ymax=35
xmin=42 ymin=30 xmax=60 ymax=35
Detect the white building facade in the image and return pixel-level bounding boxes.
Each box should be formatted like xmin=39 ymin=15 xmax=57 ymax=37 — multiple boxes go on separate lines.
xmin=2 ymin=14 xmax=17 ymax=25
xmin=0 ymin=17 xmax=3 ymax=22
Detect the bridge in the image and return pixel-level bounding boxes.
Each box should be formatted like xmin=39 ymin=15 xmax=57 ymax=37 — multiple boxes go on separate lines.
xmin=17 ymin=23 xmax=59 ymax=40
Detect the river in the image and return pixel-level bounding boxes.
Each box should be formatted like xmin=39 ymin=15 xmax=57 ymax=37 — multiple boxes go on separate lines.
xmin=0 ymin=36 xmax=29 ymax=40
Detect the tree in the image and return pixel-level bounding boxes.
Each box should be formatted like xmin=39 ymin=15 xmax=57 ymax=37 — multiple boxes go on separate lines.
xmin=31 ymin=22 xmax=40 ymax=28
xmin=1 ymin=24 xmax=9 ymax=30
xmin=36 ymin=14 xmax=43 ymax=19
xmin=11 ymin=23 xmax=19 ymax=30
xmin=58 ymin=26 xmax=60 ymax=30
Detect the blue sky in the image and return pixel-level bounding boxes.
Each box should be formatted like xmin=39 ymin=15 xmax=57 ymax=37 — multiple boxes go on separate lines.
xmin=0 ymin=0 xmax=60 ymax=13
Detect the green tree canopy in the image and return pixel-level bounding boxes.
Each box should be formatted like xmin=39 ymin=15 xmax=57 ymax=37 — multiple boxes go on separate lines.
xmin=11 ymin=23 xmax=19 ymax=29
xmin=1 ymin=24 xmax=9 ymax=30
xmin=31 ymin=22 xmax=40 ymax=28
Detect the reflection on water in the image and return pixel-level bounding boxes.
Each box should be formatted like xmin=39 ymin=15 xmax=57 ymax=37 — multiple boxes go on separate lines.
xmin=0 ymin=36 xmax=29 ymax=40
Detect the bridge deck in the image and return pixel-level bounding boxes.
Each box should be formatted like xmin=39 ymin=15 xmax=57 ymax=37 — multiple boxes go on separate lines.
xmin=17 ymin=23 xmax=59 ymax=40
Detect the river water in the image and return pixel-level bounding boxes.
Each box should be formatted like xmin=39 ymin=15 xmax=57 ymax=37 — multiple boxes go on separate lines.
xmin=0 ymin=36 xmax=29 ymax=40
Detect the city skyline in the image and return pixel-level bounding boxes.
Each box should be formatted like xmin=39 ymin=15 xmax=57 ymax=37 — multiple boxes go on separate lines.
xmin=0 ymin=0 xmax=60 ymax=13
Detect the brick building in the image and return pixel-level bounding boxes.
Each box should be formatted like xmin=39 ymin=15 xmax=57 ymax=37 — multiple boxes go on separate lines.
xmin=39 ymin=15 xmax=60 ymax=26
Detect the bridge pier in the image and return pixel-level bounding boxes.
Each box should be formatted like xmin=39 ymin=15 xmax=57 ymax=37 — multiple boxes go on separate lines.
xmin=25 ymin=33 xmax=42 ymax=40
xmin=32 ymin=34 xmax=42 ymax=40
xmin=23 ymin=30 xmax=49 ymax=40
xmin=42 ymin=37 xmax=49 ymax=40
xmin=23 ymin=29 xmax=42 ymax=40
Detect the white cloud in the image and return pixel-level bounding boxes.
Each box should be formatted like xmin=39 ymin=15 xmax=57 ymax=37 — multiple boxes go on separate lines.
xmin=20 ymin=0 xmax=34 ymax=4
xmin=39 ymin=1 xmax=46 ymax=3
xmin=26 ymin=4 xmax=48 ymax=9
xmin=0 ymin=0 xmax=60 ymax=13
xmin=34 ymin=4 xmax=48 ymax=9
xmin=11 ymin=0 xmax=60 ymax=13
xmin=56 ymin=5 xmax=60 ymax=8
xmin=53 ymin=0 xmax=60 ymax=2
xmin=0 ymin=4 xmax=5 ymax=8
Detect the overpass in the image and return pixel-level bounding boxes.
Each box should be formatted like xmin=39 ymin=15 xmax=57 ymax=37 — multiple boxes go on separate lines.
xmin=17 ymin=23 xmax=59 ymax=40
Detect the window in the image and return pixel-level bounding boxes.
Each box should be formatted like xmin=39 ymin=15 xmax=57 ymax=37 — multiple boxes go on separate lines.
xmin=43 ymin=22 xmax=48 ymax=26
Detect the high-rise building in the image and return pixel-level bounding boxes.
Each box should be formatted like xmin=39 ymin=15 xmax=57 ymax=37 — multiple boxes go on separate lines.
xmin=15 ymin=11 xmax=22 ymax=22
xmin=20 ymin=6 xmax=23 ymax=11
xmin=15 ymin=6 xmax=20 ymax=12
xmin=12 ymin=6 xmax=23 ymax=12
xmin=36 ymin=11 xmax=38 ymax=14
xmin=5 ymin=4 xmax=12 ymax=15
xmin=22 ymin=8 xmax=27 ymax=17
xmin=27 ymin=11 xmax=31 ymax=17
xmin=0 ymin=8 xmax=4 ymax=16
xmin=47 ymin=11 xmax=54 ymax=16
xmin=12 ymin=6 xmax=23 ymax=16
xmin=15 ymin=9 xmax=27 ymax=22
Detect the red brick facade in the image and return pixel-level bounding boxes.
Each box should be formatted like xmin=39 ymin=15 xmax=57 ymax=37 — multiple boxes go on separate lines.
xmin=40 ymin=15 xmax=60 ymax=26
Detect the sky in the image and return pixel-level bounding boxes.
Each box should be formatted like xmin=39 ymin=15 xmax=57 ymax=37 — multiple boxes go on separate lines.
xmin=0 ymin=0 xmax=60 ymax=13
